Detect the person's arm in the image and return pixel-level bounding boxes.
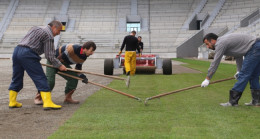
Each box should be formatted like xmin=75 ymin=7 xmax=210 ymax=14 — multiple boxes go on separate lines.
xmin=44 ymin=39 xmax=66 ymax=71
xmin=76 ymin=63 xmax=87 ymax=83
xmin=232 ymin=56 xmax=243 ymax=80
xmin=206 ymin=45 xmax=226 ymax=80
xmin=120 ymin=36 xmax=126 ymax=52
xmin=201 ymin=43 xmax=226 ymax=87
xmin=136 ymin=40 xmax=140 ymax=54
xmin=235 ymin=56 xmax=243 ymax=72
xmin=57 ymin=51 xmax=66 ymax=63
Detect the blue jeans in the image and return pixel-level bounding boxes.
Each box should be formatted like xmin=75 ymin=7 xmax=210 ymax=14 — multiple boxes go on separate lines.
xmin=232 ymin=40 xmax=260 ymax=92
xmin=8 ymin=46 xmax=50 ymax=92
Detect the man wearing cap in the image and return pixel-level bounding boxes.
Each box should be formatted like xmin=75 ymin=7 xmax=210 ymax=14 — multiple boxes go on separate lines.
xmin=8 ymin=20 xmax=67 ymax=110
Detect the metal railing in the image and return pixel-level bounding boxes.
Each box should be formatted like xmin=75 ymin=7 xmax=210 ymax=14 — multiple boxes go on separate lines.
xmin=181 ymin=0 xmax=208 ymax=30
xmin=202 ymin=0 xmax=226 ymax=29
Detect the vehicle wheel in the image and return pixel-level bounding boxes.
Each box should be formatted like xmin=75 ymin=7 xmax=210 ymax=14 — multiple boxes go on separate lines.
xmin=162 ymin=59 xmax=172 ymax=75
xmin=104 ymin=59 xmax=114 ymax=75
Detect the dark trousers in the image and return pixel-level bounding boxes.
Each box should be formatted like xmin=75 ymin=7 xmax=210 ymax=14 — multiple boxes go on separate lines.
xmin=8 ymin=46 xmax=50 ymax=92
xmin=46 ymin=60 xmax=78 ymax=94
xmin=232 ymin=40 xmax=260 ymax=92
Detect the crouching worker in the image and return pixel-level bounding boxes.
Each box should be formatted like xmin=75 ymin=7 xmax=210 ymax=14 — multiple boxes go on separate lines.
xmin=8 ymin=20 xmax=67 ymax=110
xmin=34 ymin=41 xmax=96 ymax=105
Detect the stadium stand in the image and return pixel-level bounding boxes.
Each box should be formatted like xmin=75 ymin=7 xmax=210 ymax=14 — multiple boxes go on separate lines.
xmin=62 ymin=0 xmax=121 ymax=52
xmin=0 ymin=0 xmax=259 ymax=58
xmin=211 ymin=0 xmax=260 ymax=29
xmin=149 ymin=0 xmax=200 ymax=55
xmin=0 ymin=0 xmax=63 ymax=54
xmin=0 ymin=0 xmax=9 ymax=22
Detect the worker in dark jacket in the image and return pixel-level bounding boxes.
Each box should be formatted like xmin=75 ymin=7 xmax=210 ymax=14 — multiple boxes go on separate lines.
xmin=119 ymin=31 xmax=140 ymax=77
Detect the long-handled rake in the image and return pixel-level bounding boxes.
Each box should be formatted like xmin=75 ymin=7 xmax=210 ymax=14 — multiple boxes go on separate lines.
xmin=57 ymin=71 xmax=141 ymax=101
xmin=41 ymin=63 xmax=130 ymax=88
xmin=144 ymin=77 xmax=235 ymax=105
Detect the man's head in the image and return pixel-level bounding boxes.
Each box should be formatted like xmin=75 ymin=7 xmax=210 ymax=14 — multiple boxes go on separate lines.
xmin=203 ymin=33 xmax=218 ymax=50
xmin=138 ymin=36 xmax=142 ymax=42
xmin=131 ymin=31 xmax=136 ymax=36
xmin=82 ymin=41 xmax=96 ymax=56
xmin=48 ymin=20 xmax=62 ymax=37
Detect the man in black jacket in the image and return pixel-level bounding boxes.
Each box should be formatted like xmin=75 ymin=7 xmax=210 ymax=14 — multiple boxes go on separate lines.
xmin=119 ymin=31 xmax=141 ymax=76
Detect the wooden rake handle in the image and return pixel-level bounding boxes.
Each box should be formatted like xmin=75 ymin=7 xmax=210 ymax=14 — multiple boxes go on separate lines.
xmin=41 ymin=63 xmax=125 ymax=81
xmin=145 ymin=77 xmax=235 ymax=104
xmin=57 ymin=71 xmax=141 ymax=101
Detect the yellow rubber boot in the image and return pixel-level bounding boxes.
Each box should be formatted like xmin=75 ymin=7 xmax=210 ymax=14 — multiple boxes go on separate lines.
xmin=40 ymin=91 xmax=61 ymax=110
xmin=9 ymin=90 xmax=22 ymax=108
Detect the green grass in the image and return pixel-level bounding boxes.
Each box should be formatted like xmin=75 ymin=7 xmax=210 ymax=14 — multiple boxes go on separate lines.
xmin=49 ymin=58 xmax=260 ymax=139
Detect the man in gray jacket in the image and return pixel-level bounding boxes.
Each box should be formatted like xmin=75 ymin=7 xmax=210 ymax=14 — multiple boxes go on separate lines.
xmin=201 ymin=33 xmax=260 ymax=107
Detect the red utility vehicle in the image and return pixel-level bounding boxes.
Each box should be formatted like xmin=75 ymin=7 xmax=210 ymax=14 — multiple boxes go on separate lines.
xmin=104 ymin=54 xmax=172 ymax=75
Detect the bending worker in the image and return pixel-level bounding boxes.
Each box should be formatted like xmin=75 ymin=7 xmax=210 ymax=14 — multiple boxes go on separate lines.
xmin=119 ymin=30 xmax=141 ymax=76
xmin=34 ymin=41 xmax=96 ymax=105
xmin=8 ymin=20 xmax=67 ymax=110
xmin=201 ymin=33 xmax=260 ymax=107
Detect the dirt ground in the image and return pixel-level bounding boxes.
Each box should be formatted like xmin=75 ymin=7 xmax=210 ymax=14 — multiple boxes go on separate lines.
xmin=0 ymin=58 xmax=199 ymax=139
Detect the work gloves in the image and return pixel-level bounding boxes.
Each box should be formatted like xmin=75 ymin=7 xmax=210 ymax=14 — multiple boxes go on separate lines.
xmin=234 ymin=71 xmax=239 ymax=80
xmin=79 ymin=74 xmax=88 ymax=84
xmin=201 ymin=79 xmax=210 ymax=87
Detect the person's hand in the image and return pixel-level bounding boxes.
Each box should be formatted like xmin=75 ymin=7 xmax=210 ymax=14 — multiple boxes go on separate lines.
xmin=58 ymin=65 xmax=67 ymax=71
xmin=79 ymin=74 xmax=88 ymax=84
xmin=139 ymin=53 xmax=141 ymax=57
xmin=234 ymin=72 xmax=239 ymax=80
xmin=201 ymin=79 xmax=210 ymax=87
xmin=118 ymin=51 xmax=122 ymax=55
